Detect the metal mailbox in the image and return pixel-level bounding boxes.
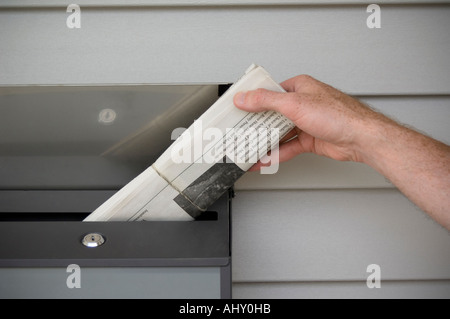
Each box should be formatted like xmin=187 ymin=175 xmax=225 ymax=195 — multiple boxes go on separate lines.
xmin=0 ymin=84 xmax=232 ymax=298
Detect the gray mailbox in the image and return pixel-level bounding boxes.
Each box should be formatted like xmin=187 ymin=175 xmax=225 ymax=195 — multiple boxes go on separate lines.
xmin=0 ymin=84 xmax=232 ymax=298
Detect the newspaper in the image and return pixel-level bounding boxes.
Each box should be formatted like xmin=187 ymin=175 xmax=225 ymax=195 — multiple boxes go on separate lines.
xmin=84 ymin=64 xmax=294 ymax=221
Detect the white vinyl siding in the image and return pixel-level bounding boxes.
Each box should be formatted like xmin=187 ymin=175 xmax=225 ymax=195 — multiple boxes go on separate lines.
xmin=1 ymin=1 xmax=449 ymax=298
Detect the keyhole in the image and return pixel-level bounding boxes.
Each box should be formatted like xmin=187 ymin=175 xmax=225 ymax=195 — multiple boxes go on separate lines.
xmin=82 ymin=233 xmax=105 ymax=247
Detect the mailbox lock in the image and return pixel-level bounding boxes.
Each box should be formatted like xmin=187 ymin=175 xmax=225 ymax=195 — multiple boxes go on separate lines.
xmin=82 ymin=233 xmax=105 ymax=248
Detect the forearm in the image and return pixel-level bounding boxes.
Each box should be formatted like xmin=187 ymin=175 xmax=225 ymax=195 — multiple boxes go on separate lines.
xmin=234 ymin=75 xmax=450 ymax=229
xmin=356 ymin=114 xmax=450 ymax=229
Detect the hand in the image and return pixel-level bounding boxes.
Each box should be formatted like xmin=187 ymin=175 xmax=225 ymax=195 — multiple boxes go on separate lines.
xmin=233 ymin=75 xmax=382 ymax=169
xmin=234 ymin=74 xmax=450 ymax=230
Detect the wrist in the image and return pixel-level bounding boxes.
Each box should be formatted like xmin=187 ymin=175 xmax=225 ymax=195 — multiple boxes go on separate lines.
xmin=352 ymin=111 xmax=401 ymax=171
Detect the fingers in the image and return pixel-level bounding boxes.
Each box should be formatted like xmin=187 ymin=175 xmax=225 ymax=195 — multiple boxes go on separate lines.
xmin=280 ymin=128 xmax=299 ymax=144
xmin=232 ymin=74 xmax=328 ymax=171
xmin=234 ymin=74 xmax=323 ymax=117
xmin=234 ymin=88 xmax=306 ymax=126
xmin=234 ymin=88 xmax=291 ymax=114
xmin=248 ymin=136 xmax=308 ymax=171
xmin=280 ymin=76 xmax=300 ymax=92
xmin=280 ymin=74 xmax=321 ymax=93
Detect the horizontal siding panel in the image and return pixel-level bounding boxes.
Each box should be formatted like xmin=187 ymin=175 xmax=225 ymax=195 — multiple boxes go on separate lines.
xmin=235 ymin=96 xmax=450 ymax=190
xmin=2 ymin=1 xmax=450 ymax=7
xmin=231 ymin=189 xmax=450 ymax=282
xmin=236 ymin=154 xmax=390 ymax=190
xmin=1 ymin=6 xmax=449 ymax=94
xmin=232 ymin=280 xmax=450 ymax=299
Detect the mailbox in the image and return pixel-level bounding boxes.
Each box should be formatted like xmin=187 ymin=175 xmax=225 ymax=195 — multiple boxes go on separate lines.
xmin=0 ymin=84 xmax=232 ymax=298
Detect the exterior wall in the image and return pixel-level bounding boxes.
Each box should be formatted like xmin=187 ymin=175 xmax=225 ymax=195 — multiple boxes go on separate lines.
xmin=1 ymin=1 xmax=449 ymax=298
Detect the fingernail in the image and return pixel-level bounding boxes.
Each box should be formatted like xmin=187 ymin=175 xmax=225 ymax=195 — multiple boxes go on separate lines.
xmin=235 ymin=91 xmax=246 ymax=106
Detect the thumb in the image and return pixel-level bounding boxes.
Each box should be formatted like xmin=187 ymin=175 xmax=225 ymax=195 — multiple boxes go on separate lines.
xmin=233 ymin=88 xmax=289 ymax=114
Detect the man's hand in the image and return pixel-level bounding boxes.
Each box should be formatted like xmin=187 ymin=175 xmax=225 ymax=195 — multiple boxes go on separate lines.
xmin=234 ymin=75 xmax=386 ymax=167
xmin=233 ymin=75 xmax=450 ymax=230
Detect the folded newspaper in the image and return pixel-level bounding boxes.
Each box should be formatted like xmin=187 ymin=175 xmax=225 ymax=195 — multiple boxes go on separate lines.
xmin=84 ymin=64 xmax=294 ymax=221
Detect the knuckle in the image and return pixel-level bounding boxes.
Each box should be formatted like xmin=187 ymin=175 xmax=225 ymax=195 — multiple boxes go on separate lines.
xmin=298 ymin=74 xmax=314 ymax=80
xmin=296 ymin=74 xmax=315 ymax=83
xmin=295 ymin=74 xmax=323 ymax=93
